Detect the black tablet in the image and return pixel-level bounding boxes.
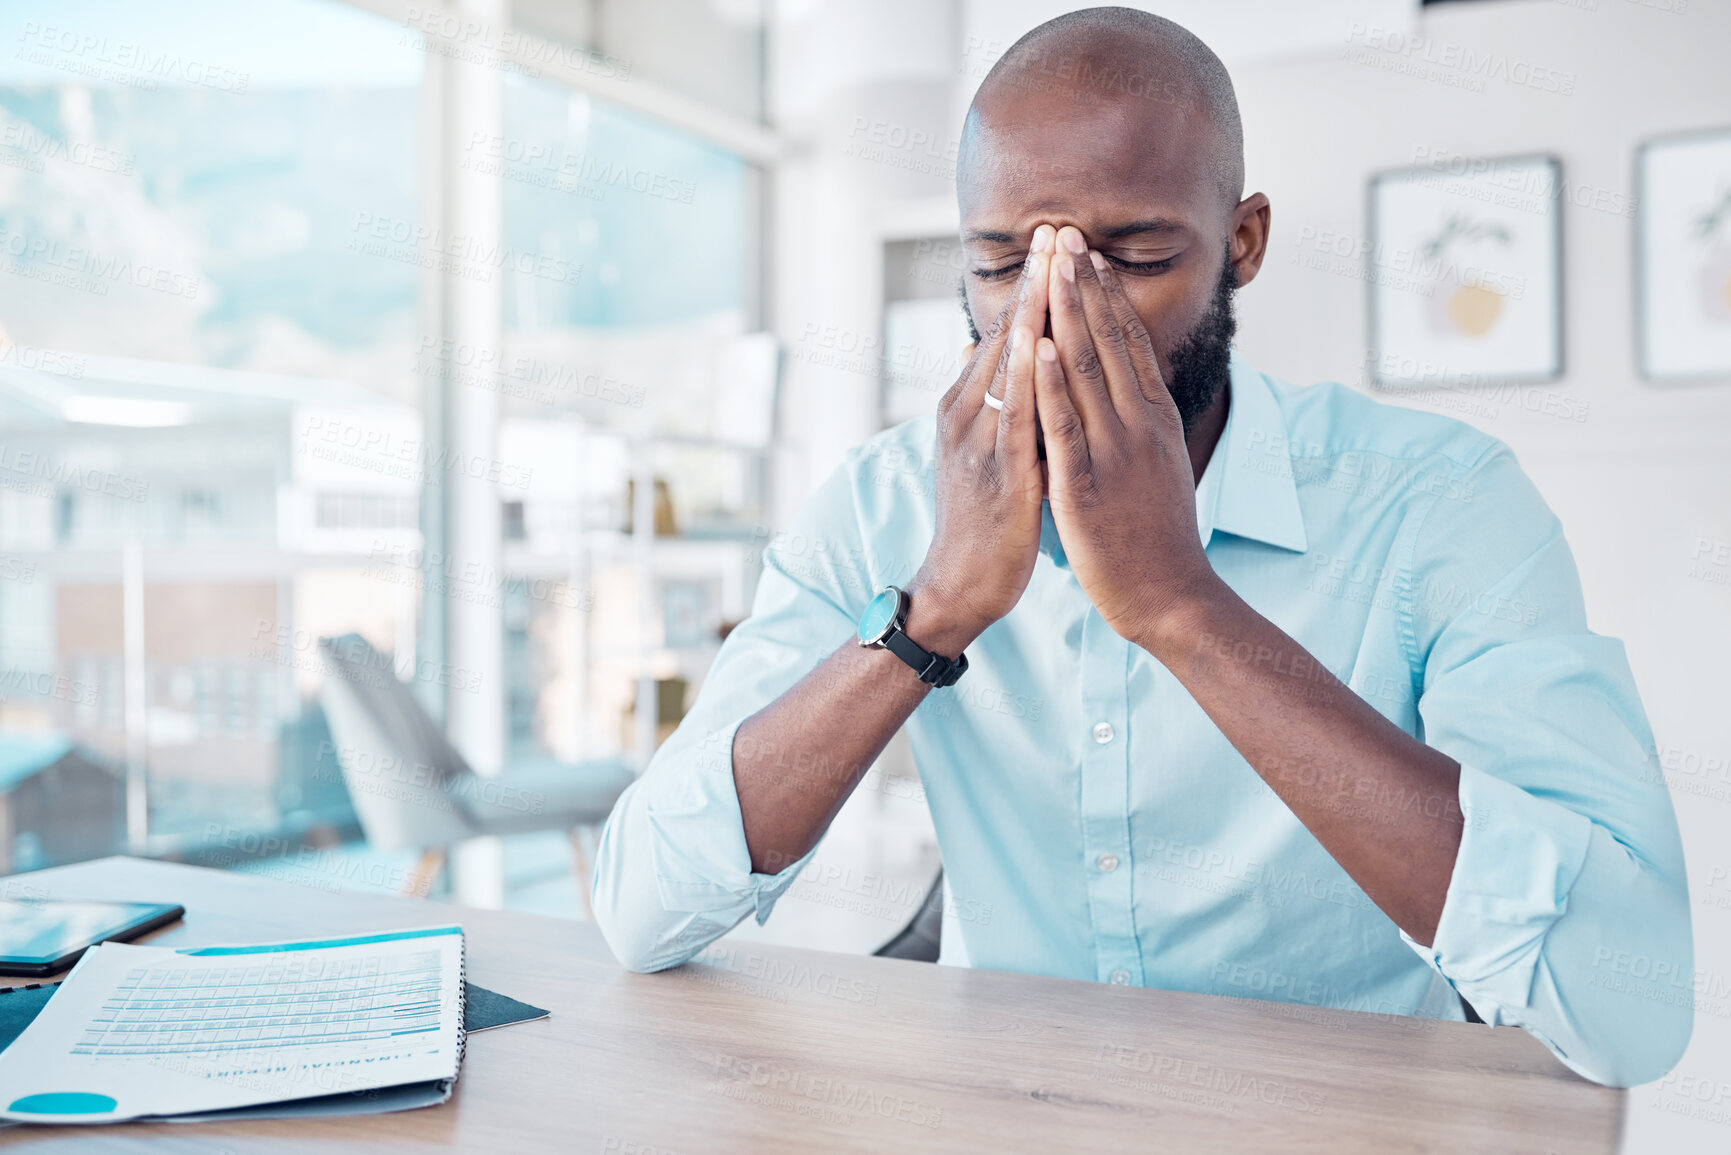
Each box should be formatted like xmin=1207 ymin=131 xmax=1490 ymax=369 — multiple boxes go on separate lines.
xmin=0 ymin=899 xmax=185 ymax=977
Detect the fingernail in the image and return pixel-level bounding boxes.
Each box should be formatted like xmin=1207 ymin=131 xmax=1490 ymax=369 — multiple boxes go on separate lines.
xmin=1089 ymin=250 xmax=1107 ymax=271
xmin=1037 ymin=339 xmax=1057 ymax=362
xmin=1057 ymin=254 xmax=1076 ymax=282
xmin=1062 ymin=228 xmax=1086 ymax=255
xmin=1031 ymin=225 xmax=1053 ymax=253
xmin=1011 ymin=326 xmax=1027 ymax=351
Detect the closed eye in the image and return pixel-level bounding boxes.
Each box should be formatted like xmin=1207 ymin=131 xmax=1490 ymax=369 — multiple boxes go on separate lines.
xmin=1105 ymin=254 xmax=1177 ymax=275
xmin=973 ymin=252 xmax=1176 ymax=278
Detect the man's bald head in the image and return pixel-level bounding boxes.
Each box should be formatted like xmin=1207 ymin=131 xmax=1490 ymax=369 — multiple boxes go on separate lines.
xmin=951 ymin=8 xmax=1270 ymax=441
xmin=960 ymin=7 xmax=1244 ymax=211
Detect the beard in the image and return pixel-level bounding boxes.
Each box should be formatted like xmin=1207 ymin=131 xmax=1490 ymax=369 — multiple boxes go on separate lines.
xmin=959 ymin=244 xmax=1238 ymax=438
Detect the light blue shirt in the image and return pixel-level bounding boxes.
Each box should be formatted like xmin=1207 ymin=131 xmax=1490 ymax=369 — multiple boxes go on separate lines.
xmin=593 ymin=354 xmax=1692 ymax=1087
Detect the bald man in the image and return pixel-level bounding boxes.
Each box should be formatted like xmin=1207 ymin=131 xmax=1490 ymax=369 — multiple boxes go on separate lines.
xmin=594 ymin=8 xmax=1690 ymax=1088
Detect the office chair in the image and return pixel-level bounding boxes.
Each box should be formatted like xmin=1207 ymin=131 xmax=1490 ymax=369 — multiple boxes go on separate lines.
xmin=874 ymin=868 xmax=944 ymax=961
xmin=315 ymin=633 xmax=634 ymax=914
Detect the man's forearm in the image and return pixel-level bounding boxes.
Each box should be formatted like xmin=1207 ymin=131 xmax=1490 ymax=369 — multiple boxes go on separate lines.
xmin=1141 ymin=581 xmax=1464 ymax=946
xmin=733 ymin=590 xmax=980 ymax=874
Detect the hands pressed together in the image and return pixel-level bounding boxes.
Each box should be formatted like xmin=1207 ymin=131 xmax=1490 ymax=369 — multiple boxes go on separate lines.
xmin=910 ymin=224 xmax=1223 ymax=655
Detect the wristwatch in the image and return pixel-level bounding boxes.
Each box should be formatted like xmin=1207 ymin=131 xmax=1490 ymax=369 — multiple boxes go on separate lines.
xmin=856 ymin=586 xmax=968 ymax=687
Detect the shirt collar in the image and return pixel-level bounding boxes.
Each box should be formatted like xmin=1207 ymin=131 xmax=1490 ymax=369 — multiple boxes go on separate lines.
xmin=1041 ymin=352 xmax=1309 ymax=568
xmin=1194 ymin=352 xmax=1309 ymax=554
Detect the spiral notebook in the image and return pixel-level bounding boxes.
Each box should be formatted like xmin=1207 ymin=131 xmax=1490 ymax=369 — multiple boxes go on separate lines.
xmin=0 ymin=926 xmax=465 ymax=1124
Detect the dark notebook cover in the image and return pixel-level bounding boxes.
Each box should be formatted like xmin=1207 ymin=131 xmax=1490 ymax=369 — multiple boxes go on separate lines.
xmin=0 ymin=982 xmax=55 ymax=1055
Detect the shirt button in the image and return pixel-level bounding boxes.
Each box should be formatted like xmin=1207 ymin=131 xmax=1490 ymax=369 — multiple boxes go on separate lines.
xmin=1092 ymin=722 xmax=1115 ymax=744
xmin=1110 ymin=970 xmax=1132 ymax=985
xmin=1096 ymin=853 xmax=1119 ymax=873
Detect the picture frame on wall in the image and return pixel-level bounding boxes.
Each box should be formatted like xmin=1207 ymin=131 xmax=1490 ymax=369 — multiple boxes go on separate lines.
xmin=1636 ymin=127 xmax=1731 ymax=382
xmin=1366 ymin=154 xmax=1563 ymax=390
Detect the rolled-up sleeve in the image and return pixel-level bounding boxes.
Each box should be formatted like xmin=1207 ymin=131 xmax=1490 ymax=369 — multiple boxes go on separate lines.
xmin=591 ymin=461 xmax=877 ymax=973
xmin=1398 ymin=441 xmax=1692 ymax=1087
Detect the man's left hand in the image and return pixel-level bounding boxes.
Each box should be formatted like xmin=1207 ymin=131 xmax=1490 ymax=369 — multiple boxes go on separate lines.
xmin=1034 ymin=225 xmax=1222 ymax=650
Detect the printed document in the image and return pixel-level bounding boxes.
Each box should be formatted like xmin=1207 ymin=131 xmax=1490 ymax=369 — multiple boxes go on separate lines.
xmin=0 ymin=925 xmax=464 ymax=1123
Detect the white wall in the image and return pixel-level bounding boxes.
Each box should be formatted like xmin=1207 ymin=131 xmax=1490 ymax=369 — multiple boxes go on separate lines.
xmin=769 ymin=0 xmax=961 ymax=508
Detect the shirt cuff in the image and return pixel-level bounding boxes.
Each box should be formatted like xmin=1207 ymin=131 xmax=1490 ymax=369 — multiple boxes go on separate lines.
xmin=1401 ymin=763 xmax=1595 ymax=1024
xmin=641 ymin=719 xmax=814 ymax=925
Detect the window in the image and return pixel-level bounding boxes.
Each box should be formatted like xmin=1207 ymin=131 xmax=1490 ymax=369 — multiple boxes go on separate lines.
xmin=494 ymin=73 xmax=764 ymax=765
xmin=0 ymin=0 xmax=765 ymax=870
xmin=0 ymin=0 xmax=423 ymax=854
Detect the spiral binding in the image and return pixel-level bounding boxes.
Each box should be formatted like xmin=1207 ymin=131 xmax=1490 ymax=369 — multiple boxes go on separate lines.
xmin=445 ymin=929 xmax=468 ymax=1100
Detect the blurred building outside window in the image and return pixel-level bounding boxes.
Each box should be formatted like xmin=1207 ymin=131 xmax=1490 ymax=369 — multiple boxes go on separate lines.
xmin=0 ymin=0 xmax=774 ymax=880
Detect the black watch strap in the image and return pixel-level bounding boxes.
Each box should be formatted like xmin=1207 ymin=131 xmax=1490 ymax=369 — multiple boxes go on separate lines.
xmin=883 ymin=627 xmax=969 ymax=687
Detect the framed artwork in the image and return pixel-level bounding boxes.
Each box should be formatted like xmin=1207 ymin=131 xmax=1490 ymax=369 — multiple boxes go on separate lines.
xmin=1367 ymin=155 xmax=1563 ymax=389
xmin=1636 ymin=128 xmax=1731 ymax=382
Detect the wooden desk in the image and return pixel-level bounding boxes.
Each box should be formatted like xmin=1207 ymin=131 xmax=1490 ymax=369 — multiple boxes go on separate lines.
xmin=0 ymin=857 xmax=1619 ymax=1153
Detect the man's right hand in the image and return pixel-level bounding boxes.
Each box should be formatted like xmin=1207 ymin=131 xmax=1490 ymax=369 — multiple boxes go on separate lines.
xmin=730 ymin=228 xmax=1052 ymax=872
xmin=907 ymin=224 xmax=1054 ymax=655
